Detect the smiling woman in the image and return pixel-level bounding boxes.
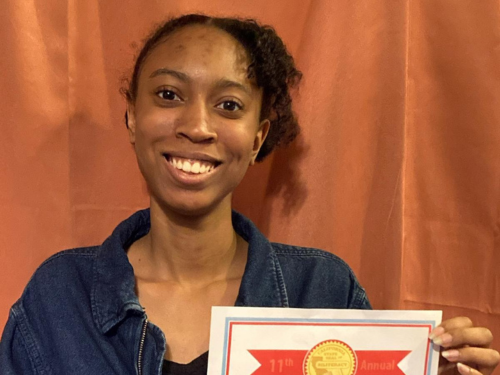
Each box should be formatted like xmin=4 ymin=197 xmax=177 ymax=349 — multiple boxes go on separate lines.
xmin=126 ymin=23 xmax=270 ymax=218
xmin=0 ymin=13 xmax=498 ymax=375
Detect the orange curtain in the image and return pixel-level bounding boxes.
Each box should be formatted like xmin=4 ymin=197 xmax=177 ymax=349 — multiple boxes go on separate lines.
xmin=1 ymin=0 xmax=499 ymax=359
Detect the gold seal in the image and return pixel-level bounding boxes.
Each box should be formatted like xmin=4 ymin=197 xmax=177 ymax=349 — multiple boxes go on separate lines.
xmin=303 ymin=340 xmax=357 ymax=375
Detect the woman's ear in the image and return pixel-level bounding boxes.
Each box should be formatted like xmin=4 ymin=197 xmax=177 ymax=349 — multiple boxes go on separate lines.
xmin=250 ymin=119 xmax=270 ymax=165
xmin=127 ymin=104 xmax=137 ymax=145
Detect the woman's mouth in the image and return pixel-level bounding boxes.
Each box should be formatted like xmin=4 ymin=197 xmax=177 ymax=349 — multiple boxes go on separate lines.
xmin=164 ymin=154 xmax=220 ymax=175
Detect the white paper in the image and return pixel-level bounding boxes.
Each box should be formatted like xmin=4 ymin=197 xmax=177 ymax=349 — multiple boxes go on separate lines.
xmin=208 ymin=307 xmax=442 ymax=375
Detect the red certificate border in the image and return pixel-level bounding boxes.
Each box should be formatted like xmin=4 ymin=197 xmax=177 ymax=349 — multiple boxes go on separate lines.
xmin=225 ymin=322 xmax=433 ymax=375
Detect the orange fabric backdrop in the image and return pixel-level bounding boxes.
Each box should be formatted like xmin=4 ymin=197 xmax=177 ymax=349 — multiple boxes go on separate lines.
xmin=1 ymin=0 xmax=499 ymax=362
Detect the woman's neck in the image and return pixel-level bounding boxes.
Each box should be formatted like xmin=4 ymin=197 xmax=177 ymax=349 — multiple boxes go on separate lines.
xmin=129 ymin=197 xmax=247 ymax=288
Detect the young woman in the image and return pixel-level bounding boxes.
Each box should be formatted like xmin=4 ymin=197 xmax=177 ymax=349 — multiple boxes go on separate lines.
xmin=0 ymin=14 xmax=498 ymax=375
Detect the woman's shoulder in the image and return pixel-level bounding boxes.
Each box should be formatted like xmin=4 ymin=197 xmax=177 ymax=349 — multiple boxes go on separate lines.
xmin=269 ymin=242 xmax=371 ymax=309
xmin=38 ymin=246 xmax=99 ymax=265
xmin=29 ymin=247 xmax=99 ymax=282
xmin=15 ymin=247 xmax=99 ymax=307
xmin=270 ymin=242 xmax=355 ymax=274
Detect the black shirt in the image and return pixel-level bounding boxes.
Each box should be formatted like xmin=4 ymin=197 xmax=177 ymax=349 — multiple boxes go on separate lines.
xmin=162 ymin=352 xmax=208 ymax=375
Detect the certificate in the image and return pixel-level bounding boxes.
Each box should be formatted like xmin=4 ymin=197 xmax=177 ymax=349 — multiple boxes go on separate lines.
xmin=208 ymin=307 xmax=442 ymax=375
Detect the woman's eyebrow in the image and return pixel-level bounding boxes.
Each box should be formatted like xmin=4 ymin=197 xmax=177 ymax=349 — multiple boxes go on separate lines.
xmin=148 ymin=69 xmax=251 ymax=95
xmin=149 ymin=68 xmax=190 ymax=82
xmin=215 ymin=79 xmax=252 ymax=96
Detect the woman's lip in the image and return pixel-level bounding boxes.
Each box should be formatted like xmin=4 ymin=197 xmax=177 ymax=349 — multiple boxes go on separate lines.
xmin=163 ymin=155 xmax=219 ymax=186
xmin=163 ymin=152 xmax=221 ymax=165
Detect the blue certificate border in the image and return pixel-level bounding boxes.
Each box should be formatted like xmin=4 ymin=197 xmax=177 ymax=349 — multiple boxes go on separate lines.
xmin=220 ymin=317 xmax=438 ymax=375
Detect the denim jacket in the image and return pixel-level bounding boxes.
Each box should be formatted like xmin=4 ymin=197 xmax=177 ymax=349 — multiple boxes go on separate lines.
xmin=0 ymin=209 xmax=371 ymax=374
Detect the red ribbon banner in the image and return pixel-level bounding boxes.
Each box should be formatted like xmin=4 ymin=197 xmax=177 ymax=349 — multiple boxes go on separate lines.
xmin=249 ymin=349 xmax=410 ymax=375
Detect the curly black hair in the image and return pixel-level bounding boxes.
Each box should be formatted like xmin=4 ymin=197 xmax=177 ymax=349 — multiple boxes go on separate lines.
xmin=122 ymin=14 xmax=302 ymax=161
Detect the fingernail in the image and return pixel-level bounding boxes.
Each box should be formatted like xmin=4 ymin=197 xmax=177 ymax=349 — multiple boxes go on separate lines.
xmin=433 ymin=333 xmax=452 ymax=346
xmin=429 ymin=326 xmax=445 ymax=340
xmin=457 ymin=363 xmax=471 ymax=374
xmin=441 ymin=350 xmax=460 ymax=361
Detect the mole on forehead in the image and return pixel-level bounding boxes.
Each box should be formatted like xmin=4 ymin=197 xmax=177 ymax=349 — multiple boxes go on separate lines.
xmin=169 ymin=44 xmax=216 ymax=59
xmin=170 ymin=33 xmax=225 ymax=52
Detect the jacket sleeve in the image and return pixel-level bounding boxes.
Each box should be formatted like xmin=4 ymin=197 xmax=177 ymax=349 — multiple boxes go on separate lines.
xmin=0 ymin=310 xmax=37 ymax=375
xmin=351 ymin=290 xmax=372 ymax=309
xmin=347 ymin=277 xmax=373 ymax=310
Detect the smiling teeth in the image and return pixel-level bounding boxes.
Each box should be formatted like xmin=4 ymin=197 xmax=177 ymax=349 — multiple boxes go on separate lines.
xmin=169 ymin=157 xmax=215 ymax=174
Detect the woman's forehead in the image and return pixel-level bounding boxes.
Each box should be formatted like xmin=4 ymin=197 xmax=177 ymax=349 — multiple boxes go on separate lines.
xmin=140 ymin=25 xmax=251 ymax=82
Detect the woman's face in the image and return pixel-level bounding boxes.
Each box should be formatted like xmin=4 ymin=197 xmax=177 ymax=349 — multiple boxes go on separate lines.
xmin=128 ymin=25 xmax=269 ymax=216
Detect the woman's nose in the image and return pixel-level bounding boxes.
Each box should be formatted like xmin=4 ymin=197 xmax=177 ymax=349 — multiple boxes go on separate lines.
xmin=175 ymin=101 xmax=217 ymax=143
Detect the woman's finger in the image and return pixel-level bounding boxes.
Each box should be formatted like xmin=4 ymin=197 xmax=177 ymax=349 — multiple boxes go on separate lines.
xmin=432 ymin=327 xmax=493 ymax=349
xmin=441 ymin=347 xmax=500 ymax=368
xmin=430 ymin=317 xmax=474 ymax=338
xmin=430 ymin=317 xmax=474 ymax=341
xmin=440 ymin=317 xmax=474 ymax=331
xmin=456 ymin=362 xmax=481 ymax=375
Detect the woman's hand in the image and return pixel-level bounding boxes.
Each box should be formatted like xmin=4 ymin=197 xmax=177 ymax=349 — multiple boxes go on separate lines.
xmin=429 ymin=317 xmax=499 ymax=375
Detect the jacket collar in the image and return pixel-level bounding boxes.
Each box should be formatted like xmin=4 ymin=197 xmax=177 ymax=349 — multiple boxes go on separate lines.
xmin=232 ymin=210 xmax=289 ymax=308
xmin=91 ymin=209 xmax=288 ymax=334
xmin=92 ymin=209 xmax=150 ymax=333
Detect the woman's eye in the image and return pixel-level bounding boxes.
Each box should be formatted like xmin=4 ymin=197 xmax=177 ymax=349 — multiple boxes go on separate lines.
xmin=156 ymin=90 xmax=180 ymax=101
xmin=217 ymin=101 xmax=242 ymax=112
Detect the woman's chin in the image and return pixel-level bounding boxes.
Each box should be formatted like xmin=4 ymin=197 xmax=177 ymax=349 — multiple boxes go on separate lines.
xmin=151 ymin=193 xmax=230 ymax=219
